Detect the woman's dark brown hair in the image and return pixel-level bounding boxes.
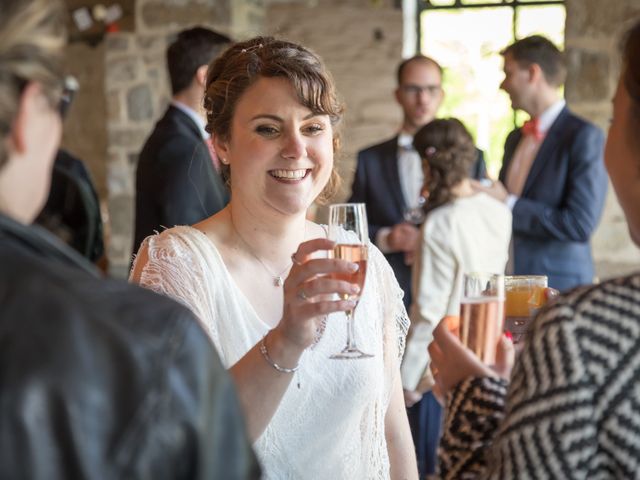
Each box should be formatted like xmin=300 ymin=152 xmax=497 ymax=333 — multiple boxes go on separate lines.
xmin=412 ymin=118 xmax=477 ymax=214
xmin=204 ymin=36 xmax=344 ymax=204
xmin=623 ymin=20 xmax=640 ymax=128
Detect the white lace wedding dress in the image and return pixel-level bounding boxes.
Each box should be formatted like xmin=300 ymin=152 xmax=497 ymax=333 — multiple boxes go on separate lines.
xmin=133 ymin=226 xmax=409 ymax=479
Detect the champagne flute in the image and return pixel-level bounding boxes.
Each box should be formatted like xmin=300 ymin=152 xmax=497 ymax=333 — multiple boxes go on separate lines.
xmin=455 ymin=273 xmax=505 ymax=365
xmin=328 ymin=203 xmax=372 ymax=359
xmin=403 ymin=195 xmax=427 ymax=225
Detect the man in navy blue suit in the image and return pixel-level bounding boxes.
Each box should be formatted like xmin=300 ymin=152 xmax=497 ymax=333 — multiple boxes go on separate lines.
xmin=349 ymin=55 xmax=487 ymax=478
xmin=474 ymin=35 xmax=607 ymax=292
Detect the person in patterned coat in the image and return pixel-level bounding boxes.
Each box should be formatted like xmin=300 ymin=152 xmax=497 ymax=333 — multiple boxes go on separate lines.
xmin=429 ymin=20 xmax=640 ymax=479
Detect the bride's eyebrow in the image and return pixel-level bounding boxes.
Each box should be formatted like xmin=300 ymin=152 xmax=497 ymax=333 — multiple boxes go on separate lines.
xmin=250 ymin=112 xmax=319 ymax=122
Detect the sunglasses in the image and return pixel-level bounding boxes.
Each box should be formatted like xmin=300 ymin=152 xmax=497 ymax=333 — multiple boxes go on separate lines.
xmin=16 ymin=74 xmax=76 ymax=117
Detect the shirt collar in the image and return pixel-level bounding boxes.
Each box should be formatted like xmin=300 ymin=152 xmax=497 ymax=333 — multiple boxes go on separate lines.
xmin=397 ymin=132 xmax=414 ymax=150
xmin=537 ymin=99 xmax=565 ymax=133
xmin=170 ymin=100 xmax=208 ymax=139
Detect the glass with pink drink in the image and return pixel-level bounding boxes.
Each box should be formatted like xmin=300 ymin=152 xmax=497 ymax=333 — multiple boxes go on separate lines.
xmin=452 ymin=273 xmax=505 ymax=364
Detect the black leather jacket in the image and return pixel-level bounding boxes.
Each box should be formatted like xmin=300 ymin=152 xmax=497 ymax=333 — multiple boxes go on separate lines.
xmin=0 ymin=214 xmax=261 ymax=479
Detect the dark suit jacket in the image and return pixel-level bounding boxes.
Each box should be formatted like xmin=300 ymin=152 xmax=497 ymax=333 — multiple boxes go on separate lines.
xmin=348 ymin=135 xmax=487 ymax=307
xmin=133 ymin=105 xmax=229 ymax=253
xmin=500 ymin=106 xmax=607 ymax=292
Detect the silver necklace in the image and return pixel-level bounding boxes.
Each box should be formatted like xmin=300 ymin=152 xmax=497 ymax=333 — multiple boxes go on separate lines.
xmin=231 ymin=219 xmax=297 ymax=287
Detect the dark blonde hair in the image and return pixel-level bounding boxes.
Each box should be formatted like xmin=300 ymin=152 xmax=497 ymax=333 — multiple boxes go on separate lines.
xmin=413 ymin=118 xmax=477 ymax=214
xmin=204 ymin=36 xmax=344 ymax=204
xmin=0 ymin=0 xmax=66 ymax=170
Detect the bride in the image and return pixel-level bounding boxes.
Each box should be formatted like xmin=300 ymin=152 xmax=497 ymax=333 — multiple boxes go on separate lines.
xmin=131 ymin=36 xmax=418 ymax=480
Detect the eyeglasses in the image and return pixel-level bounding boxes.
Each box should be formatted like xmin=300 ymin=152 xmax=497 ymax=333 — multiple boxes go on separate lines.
xmin=400 ymin=84 xmax=442 ymax=97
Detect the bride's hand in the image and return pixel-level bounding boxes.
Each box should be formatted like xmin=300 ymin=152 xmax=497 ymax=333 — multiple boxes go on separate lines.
xmin=276 ymin=238 xmax=359 ymax=350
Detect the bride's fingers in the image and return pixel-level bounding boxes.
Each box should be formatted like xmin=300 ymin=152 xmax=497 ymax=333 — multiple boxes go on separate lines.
xmin=286 ymin=257 xmax=359 ymax=286
xmin=291 ymin=238 xmax=335 ymax=265
xmin=292 ymin=278 xmax=358 ymax=302
xmin=293 ymin=298 xmax=357 ymax=319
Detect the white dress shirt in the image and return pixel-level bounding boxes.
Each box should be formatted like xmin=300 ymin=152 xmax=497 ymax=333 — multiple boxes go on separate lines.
xmin=375 ymin=133 xmax=424 ymax=252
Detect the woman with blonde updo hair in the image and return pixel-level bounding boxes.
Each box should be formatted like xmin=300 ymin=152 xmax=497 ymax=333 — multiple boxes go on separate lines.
xmin=400 ymin=119 xmax=511 ymax=429
xmin=132 ymin=36 xmax=418 ymax=479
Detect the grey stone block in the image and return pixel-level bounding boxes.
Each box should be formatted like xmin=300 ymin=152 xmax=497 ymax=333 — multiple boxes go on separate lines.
xmin=127 ymin=84 xmax=153 ymax=121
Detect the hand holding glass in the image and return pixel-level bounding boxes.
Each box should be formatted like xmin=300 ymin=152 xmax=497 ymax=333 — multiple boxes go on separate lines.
xmin=504 ymin=275 xmax=547 ymax=345
xmin=328 ymin=203 xmax=372 ymax=359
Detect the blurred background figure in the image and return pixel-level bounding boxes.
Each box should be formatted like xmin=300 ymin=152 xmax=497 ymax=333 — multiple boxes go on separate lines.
xmin=133 ymin=26 xmax=231 ymax=255
xmin=474 ymin=35 xmax=608 ymax=292
xmin=431 ymin=21 xmax=640 ymax=479
xmin=402 ymin=118 xmax=511 ymax=477
xmin=36 ymin=75 xmax=107 ymax=270
xmin=348 ymin=54 xmax=488 ymax=479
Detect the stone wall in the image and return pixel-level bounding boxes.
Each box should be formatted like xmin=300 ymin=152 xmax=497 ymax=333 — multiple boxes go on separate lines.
xmin=103 ymin=0 xmax=244 ymax=275
xmin=88 ymin=0 xmax=640 ymax=278
xmin=565 ymin=0 xmax=640 ymax=280
xmin=265 ymin=0 xmax=403 ymax=204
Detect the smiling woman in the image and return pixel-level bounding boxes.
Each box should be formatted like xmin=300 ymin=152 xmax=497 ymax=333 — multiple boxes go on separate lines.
xmin=130 ymin=36 xmax=419 ymax=479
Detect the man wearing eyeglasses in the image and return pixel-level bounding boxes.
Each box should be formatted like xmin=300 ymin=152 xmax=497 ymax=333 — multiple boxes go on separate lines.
xmin=348 ymin=55 xmax=486 ymax=479
xmin=350 ymin=55 xmax=486 ymax=312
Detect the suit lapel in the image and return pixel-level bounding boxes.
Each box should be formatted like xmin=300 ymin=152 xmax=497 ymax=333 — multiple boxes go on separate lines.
xmin=500 ymin=130 xmax=522 ymax=183
xmin=167 ymin=105 xmax=202 ymax=140
xmin=381 ymin=137 xmax=406 ymax=214
xmin=521 ymin=107 xmax=569 ymax=197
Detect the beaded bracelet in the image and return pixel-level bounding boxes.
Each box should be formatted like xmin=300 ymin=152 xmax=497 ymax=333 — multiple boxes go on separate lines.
xmin=259 ymin=334 xmax=300 ymax=374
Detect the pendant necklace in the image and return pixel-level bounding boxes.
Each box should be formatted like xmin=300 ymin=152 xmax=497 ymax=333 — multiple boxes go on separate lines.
xmin=230 ymin=215 xmax=303 ymax=287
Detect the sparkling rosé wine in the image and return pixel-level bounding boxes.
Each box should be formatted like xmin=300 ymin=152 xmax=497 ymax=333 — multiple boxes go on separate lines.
xmin=331 ymin=244 xmax=367 ymax=300
xmin=453 ymin=297 xmax=504 ymax=364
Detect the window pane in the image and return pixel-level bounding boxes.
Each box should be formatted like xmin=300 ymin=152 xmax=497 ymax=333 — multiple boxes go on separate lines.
xmin=516 ymin=5 xmax=565 ymax=45
xmin=428 ymin=0 xmax=456 ymax=6
xmin=420 ymin=8 xmax=514 ymax=177
xmin=462 ymin=0 xmax=504 ymax=4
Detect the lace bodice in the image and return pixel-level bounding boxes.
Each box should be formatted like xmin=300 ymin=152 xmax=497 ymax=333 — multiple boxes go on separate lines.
xmin=133 ymin=226 xmax=409 ymax=479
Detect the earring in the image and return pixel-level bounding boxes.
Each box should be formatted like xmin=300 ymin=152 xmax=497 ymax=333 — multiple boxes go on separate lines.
xmin=220 ymin=157 xmax=228 ymax=165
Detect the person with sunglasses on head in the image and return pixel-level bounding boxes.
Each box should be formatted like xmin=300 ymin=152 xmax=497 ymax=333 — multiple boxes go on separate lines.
xmin=0 ymin=1 xmax=259 ymax=478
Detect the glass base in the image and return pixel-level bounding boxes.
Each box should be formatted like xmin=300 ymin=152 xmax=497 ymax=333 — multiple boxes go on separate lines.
xmin=330 ymin=347 xmax=374 ymax=360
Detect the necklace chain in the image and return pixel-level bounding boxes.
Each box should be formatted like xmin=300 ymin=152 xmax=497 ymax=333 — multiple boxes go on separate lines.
xmin=230 ymin=218 xmax=300 ymax=287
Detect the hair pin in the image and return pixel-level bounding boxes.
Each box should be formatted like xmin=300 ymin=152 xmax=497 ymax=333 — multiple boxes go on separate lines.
xmin=425 ymin=146 xmax=437 ymax=157
xmin=240 ymin=43 xmax=264 ymax=54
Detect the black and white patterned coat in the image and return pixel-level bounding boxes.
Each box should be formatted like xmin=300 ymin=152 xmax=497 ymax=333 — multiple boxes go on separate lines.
xmin=439 ymin=274 xmax=640 ymax=479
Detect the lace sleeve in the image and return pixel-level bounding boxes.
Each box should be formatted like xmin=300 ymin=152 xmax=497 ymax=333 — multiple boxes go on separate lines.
xmin=368 ymin=242 xmax=410 ymax=405
xmin=130 ymin=230 xmax=220 ymax=351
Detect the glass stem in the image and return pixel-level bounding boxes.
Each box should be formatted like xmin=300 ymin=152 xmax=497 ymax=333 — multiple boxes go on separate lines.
xmin=345 ymin=309 xmax=357 ymax=350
